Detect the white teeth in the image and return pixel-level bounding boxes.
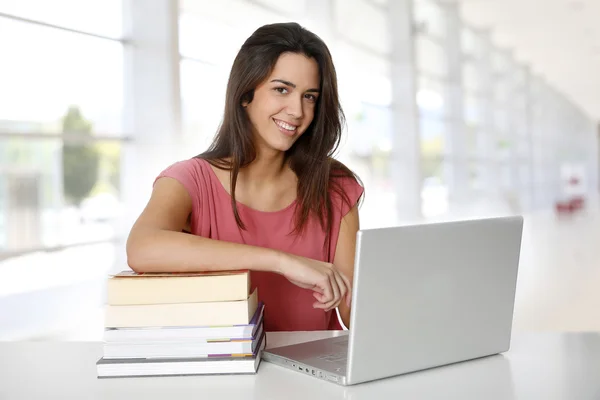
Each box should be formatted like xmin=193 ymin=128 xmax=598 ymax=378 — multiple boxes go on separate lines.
xmin=275 ymin=119 xmax=297 ymax=131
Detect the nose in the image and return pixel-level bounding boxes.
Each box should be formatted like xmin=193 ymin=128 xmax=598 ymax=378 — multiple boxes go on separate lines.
xmin=286 ymin=94 xmax=304 ymax=120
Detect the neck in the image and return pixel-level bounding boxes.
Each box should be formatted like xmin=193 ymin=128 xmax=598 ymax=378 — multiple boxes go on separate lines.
xmin=240 ymin=146 xmax=287 ymax=184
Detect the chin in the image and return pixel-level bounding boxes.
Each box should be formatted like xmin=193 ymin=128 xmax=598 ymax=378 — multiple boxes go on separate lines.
xmin=267 ymin=133 xmax=301 ymax=153
xmin=269 ymin=140 xmax=296 ymax=153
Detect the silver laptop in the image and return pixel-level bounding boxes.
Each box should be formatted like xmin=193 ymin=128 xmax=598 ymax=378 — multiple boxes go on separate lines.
xmin=262 ymin=216 xmax=523 ymax=385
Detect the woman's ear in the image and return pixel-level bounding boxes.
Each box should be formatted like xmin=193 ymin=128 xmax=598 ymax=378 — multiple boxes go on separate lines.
xmin=241 ymin=90 xmax=254 ymax=108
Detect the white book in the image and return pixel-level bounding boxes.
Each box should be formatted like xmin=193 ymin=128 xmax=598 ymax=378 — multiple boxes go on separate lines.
xmin=104 ymin=303 xmax=264 ymax=343
xmin=97 ymin=333 xmax=266 ymax=378
xmin=103 ymin=324 xmax=264 ymax=359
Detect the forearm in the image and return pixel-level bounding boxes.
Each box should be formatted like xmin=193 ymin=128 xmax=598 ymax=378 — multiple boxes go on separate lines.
xmin=126 ymin=229 xmax=282 ymax=274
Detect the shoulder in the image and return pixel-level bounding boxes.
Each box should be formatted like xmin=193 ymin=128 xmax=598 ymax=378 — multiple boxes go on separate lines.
xmin=157 ymin=157 xmax=208 ymax=177
xmin=155 ymin=157 xmax=214 ymax=180
xmin=328 ymin=159 xmax=364 ymax=216
xmin=154 ymin=157 xmax=213 ymax=196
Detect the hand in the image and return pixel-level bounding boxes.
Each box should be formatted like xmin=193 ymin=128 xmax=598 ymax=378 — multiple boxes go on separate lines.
xmin=275 ymin=252 xmax=352 ymax=311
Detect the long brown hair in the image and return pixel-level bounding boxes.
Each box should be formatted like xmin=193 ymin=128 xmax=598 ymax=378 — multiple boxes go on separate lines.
xmin=198 ymin=22 xmax=362 ymax=240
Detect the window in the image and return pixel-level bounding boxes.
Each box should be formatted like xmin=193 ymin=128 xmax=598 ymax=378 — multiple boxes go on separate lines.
xmin=420 ymin=117 xmax=446 ymax=159
xmin=415 ymin=36 xmax=448 ymax=78
xmin=334 ymin=0 xmax=390 ymax=55
xmin=0 ymin=137 xmax=123 ymax=251
xmin=0 ymin=0 xmax=122 ymax=38
xmin=414 ymin=0 xmax=447 ymax=40
xmin=0 ymin=5 xmax=125 ymax=259
xmin=0 ymin=18 xmax=124 ymax=135
xmin=461 ymin=28 xmax=485 ymax=60
xmin=180 ymin=59 xmax=228 ymax=149
xmin=417 ymin=76 xmax=447 ymax=119
xmin=463 ymin=62 xmax=487 ymax=94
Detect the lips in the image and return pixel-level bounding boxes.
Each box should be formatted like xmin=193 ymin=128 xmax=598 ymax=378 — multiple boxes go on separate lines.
xmin=273 ymin=118 xmax=298 ymax=136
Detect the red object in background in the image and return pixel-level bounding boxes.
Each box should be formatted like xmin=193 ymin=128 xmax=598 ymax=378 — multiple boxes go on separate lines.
xmin=571 ymin=196 xmax=585 ymax=209
xmin=555 ymin=202 xmax=574 ymax=213
xmin=555 ymin=197 xmax=585 ymax=214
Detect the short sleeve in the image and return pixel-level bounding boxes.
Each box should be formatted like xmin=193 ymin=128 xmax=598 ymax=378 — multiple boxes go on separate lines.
xmin=153 ymin=159 xmax=204 ymax=228
xmin=327 ymin=176 xmax=364 ymax=263
xmin=336 ymin=176 xmax=364 ymax=217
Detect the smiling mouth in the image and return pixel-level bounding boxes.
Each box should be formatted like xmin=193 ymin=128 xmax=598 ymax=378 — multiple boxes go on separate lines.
xmin=273 ymin=118 xmax=298 ymax=135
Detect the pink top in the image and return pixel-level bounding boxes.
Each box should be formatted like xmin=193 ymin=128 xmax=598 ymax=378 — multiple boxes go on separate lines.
xmin=155 ymin=158 xmax=363 ymax=332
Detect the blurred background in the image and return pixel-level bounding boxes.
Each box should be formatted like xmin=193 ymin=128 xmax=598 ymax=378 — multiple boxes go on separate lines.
xmin=0 ymin=0 xmax=598 ymax=340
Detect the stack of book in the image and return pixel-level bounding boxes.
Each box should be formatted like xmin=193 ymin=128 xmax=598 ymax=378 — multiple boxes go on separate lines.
xmin=96 ymin=270 xmax=265 ymax=378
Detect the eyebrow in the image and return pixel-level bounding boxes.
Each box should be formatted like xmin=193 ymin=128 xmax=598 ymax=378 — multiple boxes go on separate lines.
xmin=270 ymin=79 xmax=320 ymax=93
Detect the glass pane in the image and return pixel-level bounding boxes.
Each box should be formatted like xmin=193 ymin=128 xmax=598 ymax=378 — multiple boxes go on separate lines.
xmin=461 ymin=27 xmax=485 ymax=59
xmin=420 ymin=118 xmax=445 ymax=159
xmin=335 ymin=43 xmax=392 ymax=108
xmin=345 ymin=103 xmax=393 ymax=157
xmin=417 ymin=76 xmax=447 ymax=119
xmin=421 ymin=157 xmax=448 ymax=218
xmin=492 ymin=51 xmax=510 ymax=75
xmin=469 ymin=160 xmax=486 ymax=191
xmin=516 ymin=139 xmax=531 ymax=159
xmin=494 ymin=108 xmax=509 ymax=134
xmin=499 ymin=162 xmax=512 ymax=189
xmin=254 ymin=0 xmax=306 ymax=15
xmin=180 ymin=60 xmax=229 ymax=151
xmin=179 ymin=0 xmax=289 ymax=30
xmin=179 ymin=13 xmax=247 ymax=67
xmin=334 ymin=0 xmax=390 ymax=54
xmin=0 ymin=0 xmax=122 ymax=39
xmin=0 ymin=19 xmax=124 ymax=135
xmin=0 ymin=137 xmax=123 ymax=252
xmin=415 ymin=36 xmax=447 ymax=78
xmin=466 ymin=125 xmax=480 ymax=157
xmin=514 ymin=66 xmax=528 ymax=88
xmin=414 ymin=0 xmax=447 ymax=39
xmin=463 ymin=62 xmax=485 ymax=93
xmin=495 ymin=136 xmax=512 ymax=162
xmin=494 ymin=79 xmax=511 ymax=105
xmin=335 ymin=41 xmax=391 ymax=78
xmin=518 ymin=163 xmax=531 ymax=188
xmin=464 ymin=95 xmax=485 ymax=127
xmin=342 ymin=104 xmax=396 ymax=228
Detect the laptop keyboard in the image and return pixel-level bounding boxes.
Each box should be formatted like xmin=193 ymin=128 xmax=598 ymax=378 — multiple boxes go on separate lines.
xmin=317 ymin=351 xmax=347 ymax=363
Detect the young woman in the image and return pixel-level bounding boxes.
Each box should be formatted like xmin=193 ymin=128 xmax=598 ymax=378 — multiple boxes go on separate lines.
xmin=126 ymin=22 xmax=364 ymax=331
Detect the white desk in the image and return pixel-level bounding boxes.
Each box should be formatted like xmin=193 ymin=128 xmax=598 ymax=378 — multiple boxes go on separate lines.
xmin=1 ymin=331 xmax=599 ymax=399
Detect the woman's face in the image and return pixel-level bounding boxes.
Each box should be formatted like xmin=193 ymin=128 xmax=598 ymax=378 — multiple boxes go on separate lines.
xmin=245 ymin=52 xmax=320 ymax=154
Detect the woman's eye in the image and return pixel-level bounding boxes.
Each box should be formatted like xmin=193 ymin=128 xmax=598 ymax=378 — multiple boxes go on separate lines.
xmin=305 ymin=94 xmax=317 ymax=102
xmin=275 ymin=87 xmax=288 ymax=94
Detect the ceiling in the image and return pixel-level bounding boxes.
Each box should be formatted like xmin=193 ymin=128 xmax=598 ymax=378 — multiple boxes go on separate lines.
xmin=455 ymin=0 xmax=600 ymax=121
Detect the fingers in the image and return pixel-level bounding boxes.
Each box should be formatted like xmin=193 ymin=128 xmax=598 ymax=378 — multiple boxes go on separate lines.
xmin=313 ymin=272 xmax=335 ymax=310
xmin=317 ymin=274 xmax=334 ymax=309
xmin=314 ymin=268 xmax=350 ymax=311
xmin=311 ymin=285 xmax=325 ymax=295
xmin=339 ymin=271 xmax=352 ymax=308
xmin=325 ymin=270 xmax=346 ymax=312
xmin=318 ymin=271 xmax=339 ymax=310
xmin=312 ymin=291 xmax=324 ymax=307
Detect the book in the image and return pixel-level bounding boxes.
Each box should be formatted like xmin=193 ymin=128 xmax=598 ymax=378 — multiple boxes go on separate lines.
xmin=103 ymin=303 xmax=265 ymax=343
xmin=104 ymin=288 xmax=258 ymax=328
xmin=102 ymin=323 xmax=264 ymax=359
xmin=97 ymin=332 xmax=266 ymax=378
xmin=107 ymin=270 xmax=251 ymax=305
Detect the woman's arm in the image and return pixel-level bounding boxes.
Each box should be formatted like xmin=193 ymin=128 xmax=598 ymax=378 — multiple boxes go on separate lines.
xmin=333 ymin=204 xmax=361 ymax=328
xmin=126 ymin=177 xmax=280 ymax=274
xmin=126 ymin=177 xmax=351 ymax=311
